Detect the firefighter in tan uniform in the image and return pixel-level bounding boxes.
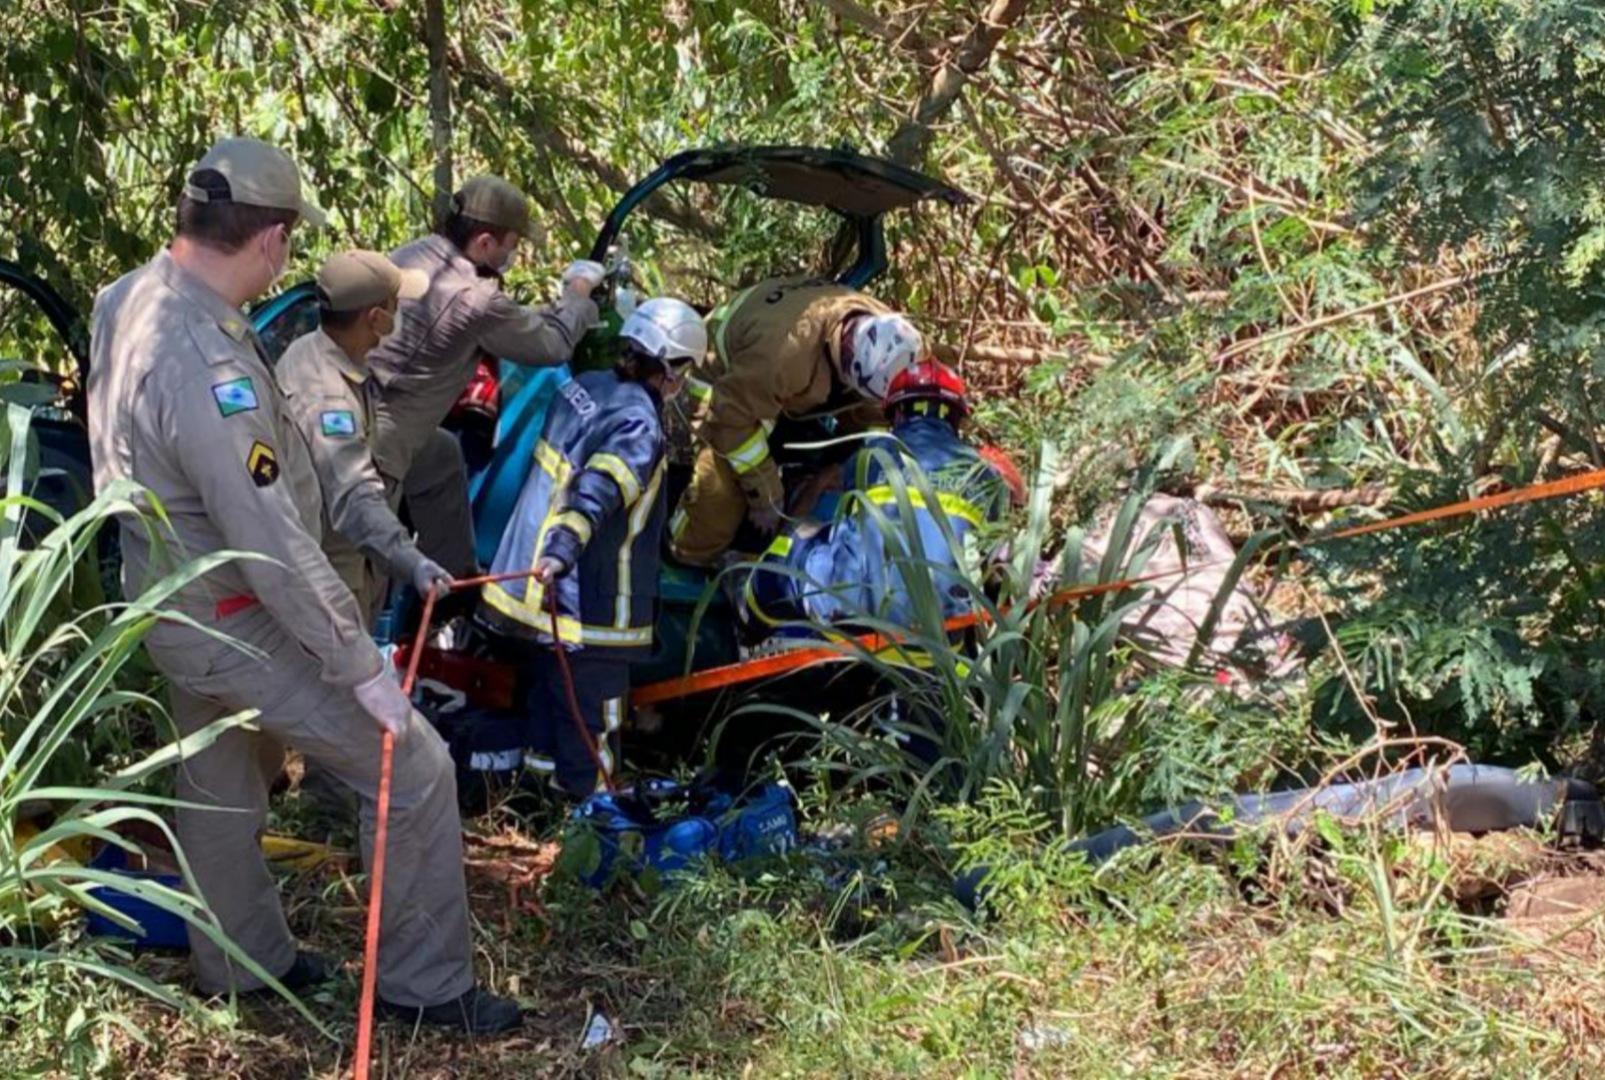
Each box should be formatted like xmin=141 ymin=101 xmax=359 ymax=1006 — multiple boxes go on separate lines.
xmin=277 ymin=250 xmax=452 ymax=622
xmin=368 ymin=176 xmax=604 ymax=576
xmin=86 ymin=138 xmax=518 ymax=1034
xmin=668 ymin=275 xmax=924 ymax=566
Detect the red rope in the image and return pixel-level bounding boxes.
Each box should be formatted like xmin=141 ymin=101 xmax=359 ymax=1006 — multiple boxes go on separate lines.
xmin=352 ymin=570 xmax=619 ymax=1076
xmin=353 ymin=586 xmax=436 ymax=1080
xmin=545 ymin=585 xmax=621 ymax=795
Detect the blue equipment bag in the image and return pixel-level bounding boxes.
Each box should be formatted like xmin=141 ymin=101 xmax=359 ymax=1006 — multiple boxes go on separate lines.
xmin=84 ymin=844 xmax=190 ymax=949
xmin=570 ymin=778 xmax=797 ymax=887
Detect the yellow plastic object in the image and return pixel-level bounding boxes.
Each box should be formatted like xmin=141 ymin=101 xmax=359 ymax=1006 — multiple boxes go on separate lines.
xmin=261 ymin=833 xmax=344 ymax=872
xmin=6 ymin=822 xmax=87 ymax=932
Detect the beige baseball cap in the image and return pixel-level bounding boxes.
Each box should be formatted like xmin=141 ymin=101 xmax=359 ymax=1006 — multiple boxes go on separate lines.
xmin=316 ymin=250 xmax=429 ymax=313
xmin=183 ymin=137 xmax=327 ymax=228
xmin=454 ymin=175 xmax=538 ymax=239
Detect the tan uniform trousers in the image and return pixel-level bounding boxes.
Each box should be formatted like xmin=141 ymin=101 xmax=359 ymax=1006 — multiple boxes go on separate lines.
xmin=668 ymin=444 xmax=752 ymax=567
xmin=398 ymin=427 xmax=477 ymax=578
xmin=147 ymin=604 xmax=473 ymax=1008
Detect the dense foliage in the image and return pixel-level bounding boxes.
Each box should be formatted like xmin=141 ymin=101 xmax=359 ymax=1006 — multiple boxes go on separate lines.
xmin=3 ymin=0 xmax=1605 ymax=1072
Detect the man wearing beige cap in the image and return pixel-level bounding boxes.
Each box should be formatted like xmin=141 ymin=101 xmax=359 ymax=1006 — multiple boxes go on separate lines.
xmin=370 ymin=175 xmax=604 ymax=578
xmin=277 ymin=250 xmax=452 ymax=621
xmin=87 ymin=137 xmax=518 ymax=1033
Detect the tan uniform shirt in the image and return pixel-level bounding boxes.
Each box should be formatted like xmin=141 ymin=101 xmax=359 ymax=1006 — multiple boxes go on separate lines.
xmin=368 ymin=234 xmax=597 ymax=483
xmin=692 ymin=275 xmax=888 ymax=508
xmin=87 ymin=250 xmax=380 ymax=687
xmin=277 ymin=329 xmax=425 ymax=612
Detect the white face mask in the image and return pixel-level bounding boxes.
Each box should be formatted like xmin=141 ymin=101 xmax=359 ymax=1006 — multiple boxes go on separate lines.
xmin=382 ymin=308 xmax=406 ymax=345
xmin=263 ymin=228 xmax=290 ymax=288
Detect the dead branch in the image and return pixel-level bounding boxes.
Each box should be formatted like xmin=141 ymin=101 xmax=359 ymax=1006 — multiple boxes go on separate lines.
xmin=1213 ymin=276 xmax=1469 ymax=364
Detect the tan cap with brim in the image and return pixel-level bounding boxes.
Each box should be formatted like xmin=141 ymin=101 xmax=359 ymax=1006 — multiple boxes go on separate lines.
xmin=454 ymin=175 xmax=539 ymax=240
xmin=183 ymin=137 xmax=327 ymax=228
xmin=317 ymin=250 xmax=429 ymax=313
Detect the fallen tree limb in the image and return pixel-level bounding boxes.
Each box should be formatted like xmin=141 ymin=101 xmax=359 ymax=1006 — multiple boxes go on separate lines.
xmin=1193 ymin=484 xmax=1394 ymax=512
xmin=1213 ymin=275 xmax=1469 ymax=364
xmin=931 ymin=341 xmax=1109 ymax=367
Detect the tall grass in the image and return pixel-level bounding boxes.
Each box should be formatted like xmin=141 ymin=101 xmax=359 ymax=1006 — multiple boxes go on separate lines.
xmin=0 ymin=404 xmax=323 ymax=1059
xmin=721 ymin=438 xmax=1289 ymax=836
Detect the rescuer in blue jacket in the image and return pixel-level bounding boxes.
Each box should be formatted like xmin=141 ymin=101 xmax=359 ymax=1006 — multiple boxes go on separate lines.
xmin=479 ymin=297 xmax=707 ymax=796
xmin=743 ymin=359 xmax=1013 ymax=636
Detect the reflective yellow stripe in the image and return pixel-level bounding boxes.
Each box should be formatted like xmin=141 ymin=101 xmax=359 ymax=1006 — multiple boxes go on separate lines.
xmin=862 ymin=485 xmax=985 ymax=528
xmin=617 ymin=461 xmax=664 ymax=627
xmin=687 ymin=377 xmax=713 ymax=403
xmin=481 ymin=580 xmax=653 ymax=646
xmin=586 ymin=453 xmax=641 ymax=507
xmin=669 ymin=506 xmax=690 ymax=540
xmin=535 ymin=439 xmax=566 ymax=478
xmin=725 ymin=428 xmax=771 ymax=475
xmin=765 ymin=534 xmax=793 ymax=558
xmin=711 ymin=283 xmax=761 ymax=370
xmin=552 ymin=510 xmax=592 ymax=546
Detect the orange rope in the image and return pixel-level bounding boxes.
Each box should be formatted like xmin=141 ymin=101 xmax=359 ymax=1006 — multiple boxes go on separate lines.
xmin=631 ymin=467 xmax=1605 ymax=706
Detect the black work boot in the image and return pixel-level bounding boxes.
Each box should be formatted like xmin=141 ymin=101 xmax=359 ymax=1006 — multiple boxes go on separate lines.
xmin=379 ymin=985 xmax=522 ymax=1035
xmin=243 ymin=950 xmax=334 ymax=998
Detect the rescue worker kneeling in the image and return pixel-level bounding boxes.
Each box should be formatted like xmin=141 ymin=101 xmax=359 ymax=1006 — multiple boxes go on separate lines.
xmin=479 ymin=298 xmax=706 ymax=796
xmin=668 ymin=275 xmax=924 ymax=566
xmin=742 ymin=360 xmax=1013 ymax=636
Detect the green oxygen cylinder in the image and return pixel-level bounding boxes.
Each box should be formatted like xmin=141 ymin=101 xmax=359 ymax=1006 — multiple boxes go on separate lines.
xmin=572 ymin=240 xmax=638 ymax=374
xmin=572 ymin=303 xmax=624 ymax=374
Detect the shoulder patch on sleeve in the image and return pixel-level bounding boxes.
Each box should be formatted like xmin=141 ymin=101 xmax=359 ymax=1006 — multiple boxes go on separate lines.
xmin=247 ymin=440 xmax=280 ymax=487
xmin=212 ymin=376 xmax=259 ymax=417
xmin=319 ymin=409 xmax=358 ymax=438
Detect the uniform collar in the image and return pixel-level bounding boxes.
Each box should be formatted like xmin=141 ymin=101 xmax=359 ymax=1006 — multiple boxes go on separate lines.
xmin=154 ymin=248 xmax=254 ymax=343
xmin=420 ymin=233 xmax=481 ymax=279
xmin=317 ymin=328 xmax=372 ymax=385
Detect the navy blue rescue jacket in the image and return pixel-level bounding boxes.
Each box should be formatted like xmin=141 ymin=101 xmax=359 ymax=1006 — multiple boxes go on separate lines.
xmin=480 ymin=371 xmax=666 ymax=659
xmin=748 ymin=412 xmax=1007 ymax=630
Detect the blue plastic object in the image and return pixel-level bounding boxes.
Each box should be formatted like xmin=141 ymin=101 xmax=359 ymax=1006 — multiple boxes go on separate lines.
xmin=468 ymin=361 xmax=570 ymax=568
xmin=84 ymin=844 xmax=190 ymax=950
xmin=570 ymin=779 xmax=798 ymax=888
xmin=704 ymin=782 xmax=799 ymax=862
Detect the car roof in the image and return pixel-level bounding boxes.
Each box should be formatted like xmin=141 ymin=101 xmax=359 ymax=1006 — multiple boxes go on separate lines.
xmin=653 ymin=145 xmax=971 ymax=216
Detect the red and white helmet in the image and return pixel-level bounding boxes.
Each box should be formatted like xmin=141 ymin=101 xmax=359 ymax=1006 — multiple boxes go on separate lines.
xmin=843 ymin=313 xmax=921 ymax=400
xmin=884 ymin=358 xmax=970 ymax=420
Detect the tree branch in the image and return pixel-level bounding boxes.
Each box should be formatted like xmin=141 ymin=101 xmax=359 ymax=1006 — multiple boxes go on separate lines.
xmin=885 ymin=0 xmax=1036 ymax=168
xmin=424 ymin=0 xmax=453 ymax=223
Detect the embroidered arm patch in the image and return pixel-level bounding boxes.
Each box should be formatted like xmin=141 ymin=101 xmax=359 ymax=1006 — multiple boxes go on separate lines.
xmin=247 ymin=440 xmax=280 ymax=487
xmin=212 ymin=377 xmax=259 ymax=417
xmin=320 ymin=410 xmax=358 ymax=438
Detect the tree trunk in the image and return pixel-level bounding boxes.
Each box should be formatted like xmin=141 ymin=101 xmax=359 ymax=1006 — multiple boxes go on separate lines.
xmin=885 ymin=0 xmax=1035 ymax=168
xmin=424 ymin=0 xmax=454 ymax=224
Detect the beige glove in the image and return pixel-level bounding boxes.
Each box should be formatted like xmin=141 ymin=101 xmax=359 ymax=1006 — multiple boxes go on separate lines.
xmin=353 ymin=669 xmax=412 ymax=742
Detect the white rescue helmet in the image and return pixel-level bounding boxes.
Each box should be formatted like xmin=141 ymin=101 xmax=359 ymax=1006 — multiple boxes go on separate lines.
xmin=619 ymin=297 xmax=707 ymax=371
xmin=843 ymin=313 xmax=922 ymax=400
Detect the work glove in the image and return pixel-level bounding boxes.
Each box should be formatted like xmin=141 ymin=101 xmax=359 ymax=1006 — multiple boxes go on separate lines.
xmin=411 ymin=556 xmax=454 ymax=600
xmin=533 ymin=555 xmax=570 ymax=585
xmin=559 ymin=259 xmax=606 ymax=300
xmin=353 ymin=668 xmax=413 ymax=743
